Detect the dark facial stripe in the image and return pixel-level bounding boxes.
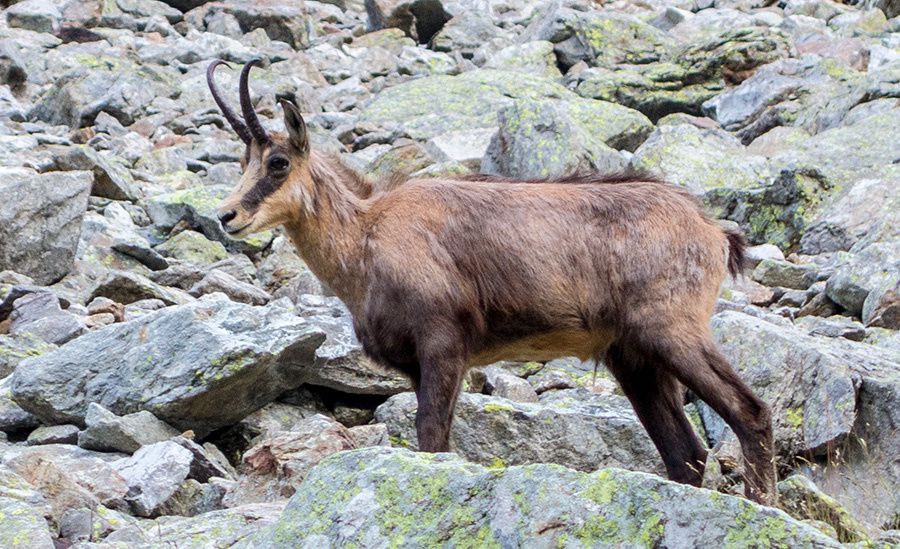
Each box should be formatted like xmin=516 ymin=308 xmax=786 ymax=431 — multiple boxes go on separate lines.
xmin=240 ymin=172 xmax=287 ymax=212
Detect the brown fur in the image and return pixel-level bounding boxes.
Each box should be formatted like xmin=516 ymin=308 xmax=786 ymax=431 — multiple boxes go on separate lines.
xmin=209 ymin=71 xmax=775 ymax=505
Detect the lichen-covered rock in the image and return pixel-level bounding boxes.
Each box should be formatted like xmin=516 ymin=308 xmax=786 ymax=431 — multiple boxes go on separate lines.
xmin=481 ymin=99 xmax=628 ymax=179
xmin=483 ymin=40 xmax=561 ymax=79
xmin=702 ymin=56 xmax=865 ymax=140
xmin=0 ymin=169 xmax=92 ymax=285
xmin=31 ymin=55 xmax=179 ymax=129
xmin=0 ymin=333 xmax=56 ymax=378
xmin=359 ymin=69 xmax=573 ymax=140
xmin=247 ymin=447 xmax=840 ymax=548
xmin=751 ymin=259 xmax=818 ymax=290
xmin=154 ymin=230 xmax=228 ymax=266
xmin=769 ymin=109 xmax=900 ymax=190
xmin=144 ymin=185 xmax=274 ymax=255
xmin=630 ymin=124 xmax=770 ymax=194
xmin=777 ymin=475 xmax=869 ymax=543
xmin=0 ymin=496 xmax=54 ymax=549
xmin=375 ymin=389 xmax=663 ymax=474
xmin=10 ymin=294 xmax=326 ymax=436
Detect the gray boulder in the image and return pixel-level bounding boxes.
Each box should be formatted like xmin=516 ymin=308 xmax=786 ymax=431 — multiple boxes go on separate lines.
xmin=800 ymin=178 xmax=900 ymax=255
xmin=248 ymin=447 xmax=840 ymax=548
xmin=0 ymin=376 xmax=40 ymax=433
xmin=10 ymin=294 xmax=326 ymax=436
xmin=0 ymin=169 xmax=92 ymax=285
xmin=78 ymin=403 xmax=180 ymax=454
xmin=31 ymin=57 xmax=179 ymax=128
xmin=708 ymin=311 xmax=900 ymax=461
xmin=481 ymin=99 xmax=628 ymax=179
xmin=360 ymin=69 xmax=575 ymax=140
xmin=375 ymin=389 xmax=663 ymax=473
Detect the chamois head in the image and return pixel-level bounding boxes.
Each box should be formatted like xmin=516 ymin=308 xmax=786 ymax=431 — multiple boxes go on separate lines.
xmin=207 ymin=59 xmax=312 ymax=237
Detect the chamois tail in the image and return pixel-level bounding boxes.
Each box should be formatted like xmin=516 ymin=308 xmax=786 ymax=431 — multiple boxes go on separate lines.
xmin=725 ymin=228 xmax=747 ymax=278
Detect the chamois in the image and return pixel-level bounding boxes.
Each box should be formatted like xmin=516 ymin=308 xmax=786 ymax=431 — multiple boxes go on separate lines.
xmin=206 ymin=59 xmax=776 ymax=505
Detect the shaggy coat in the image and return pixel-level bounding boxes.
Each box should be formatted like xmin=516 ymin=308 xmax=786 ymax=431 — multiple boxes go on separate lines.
xmin=207 ymin=60 xmax=776 ymax=505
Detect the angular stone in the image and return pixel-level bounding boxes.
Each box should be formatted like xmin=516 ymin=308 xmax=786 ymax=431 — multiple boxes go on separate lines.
xmin=249 ymin=447 xmax=840 ymax=548
xmin=88 ymin=270 xmax=192 ymax=306
xmin=106 ymin=502 xmax=285 ymax=547
xmin=0 ymin=375 xmax=40 ymax=433
xmin=8 ymin=292 xmax=86 ymax=345
xmin=10 ymin=294 xmax=326 ymax=436
xmin=113 ymin=440 xmax=193 ymax=517
xmin=188 ymin=270 xmax=271 ymax=306
xmin=777 ymin=475 xmax=869 ymax=543
xmin=54 ymin=146 xmax=140 ymax=202
xmin=826 ymin=242 xmax=899 ymax=317
xmin=5 ymin=0 xmax=61 ymax=33
xmin=294 ymin=296 xmax=411 ymax=396
xmin=490 ymin=373 xmax=539 ymax=403
xmin=26 ymin=424 xmax=80 ymax=446
xmin=0 ymin=169 xmax=92 ymax=285
xmin=78 ymin=403 xmax=180 ymax=454
xmin=751 ymin=259 xmax=818 ymax=290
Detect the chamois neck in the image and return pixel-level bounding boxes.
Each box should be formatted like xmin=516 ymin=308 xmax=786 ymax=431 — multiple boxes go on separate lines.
xmin=283 ymin=152 xmax=369 ymax=311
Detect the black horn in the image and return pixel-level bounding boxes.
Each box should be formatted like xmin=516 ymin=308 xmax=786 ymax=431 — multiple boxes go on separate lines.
xmin=206 ymin=60 xmax=252 ymax=145
xmin=240 ymin=58 xmax=270 ymax=145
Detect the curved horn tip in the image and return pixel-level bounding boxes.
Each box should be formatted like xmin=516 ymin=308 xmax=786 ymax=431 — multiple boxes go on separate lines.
xmin=239 ymin=59 xmax=270 ymax=145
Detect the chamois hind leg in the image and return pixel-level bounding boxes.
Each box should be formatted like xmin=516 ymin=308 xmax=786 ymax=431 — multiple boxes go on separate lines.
xmin=605 ymin=342 xmax=708 ymax=486
xmin=655 ymin=332 xmax=776 ymax=505
xmin=414 ymin=330 xmax=466 ymax=453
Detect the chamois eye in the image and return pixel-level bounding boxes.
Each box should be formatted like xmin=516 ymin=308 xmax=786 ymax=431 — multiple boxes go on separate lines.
xmin=268 ymin=156 xmax=289 ymax=172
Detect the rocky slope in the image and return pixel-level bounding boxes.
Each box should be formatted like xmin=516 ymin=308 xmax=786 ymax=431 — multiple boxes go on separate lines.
xmin=0 ymin=0 xmax=898 ymax=546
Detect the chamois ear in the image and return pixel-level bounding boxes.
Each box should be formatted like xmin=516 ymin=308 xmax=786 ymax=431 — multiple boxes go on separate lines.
xmin=280 ymin=99 xmax=309 ymax=156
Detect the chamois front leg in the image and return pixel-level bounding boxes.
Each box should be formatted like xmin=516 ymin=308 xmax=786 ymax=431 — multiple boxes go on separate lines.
xmin=414 ymin=338 xmax=466 ymax=453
